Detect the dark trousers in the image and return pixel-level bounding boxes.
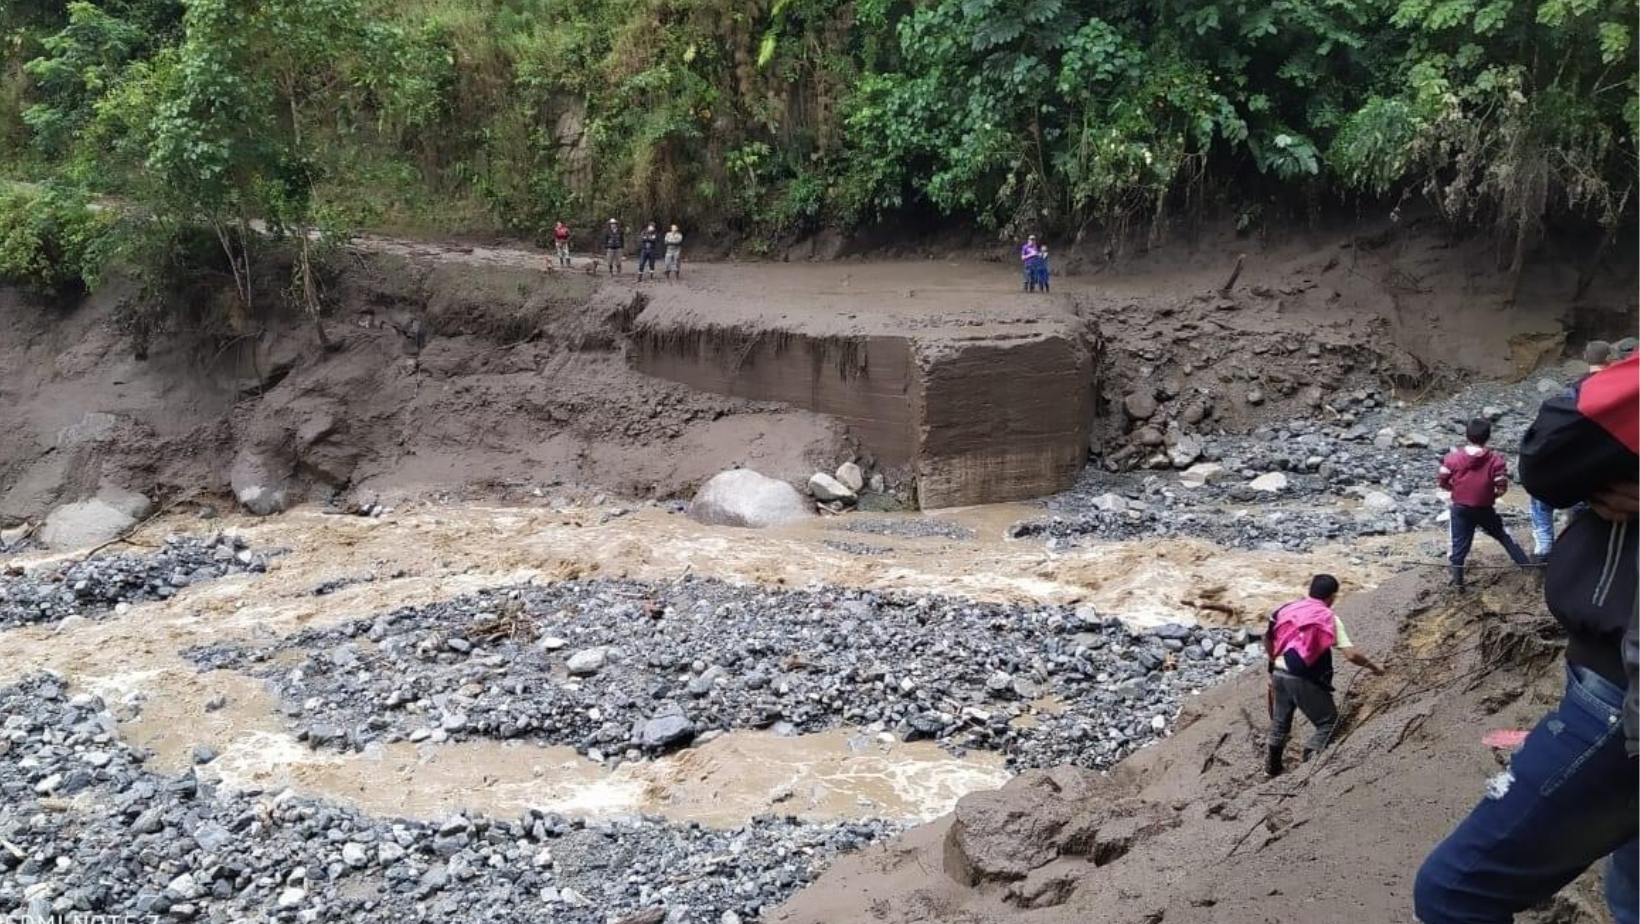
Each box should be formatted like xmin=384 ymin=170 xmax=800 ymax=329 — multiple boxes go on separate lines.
xmin=1449 ymin=504 xmax=1529 ymax=581
xmin=1268 ymin=669 xmax=1338 ymax=756
xmin=637 ymin=251 xmax=657 ymax=278
xmin=1415 ymin=664 xmax=1638 ymax=923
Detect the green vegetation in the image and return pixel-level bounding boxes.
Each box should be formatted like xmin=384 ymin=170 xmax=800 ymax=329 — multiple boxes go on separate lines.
xmin=0 ymin=0 xmax=1633 ymax=301
xmin=0 ymin=183 xmax=113 ymax=296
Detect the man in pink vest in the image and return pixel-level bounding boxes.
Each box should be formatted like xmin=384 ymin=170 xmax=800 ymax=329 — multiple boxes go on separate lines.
xmin=1265 ymin=573 xmax=1385 ymax=777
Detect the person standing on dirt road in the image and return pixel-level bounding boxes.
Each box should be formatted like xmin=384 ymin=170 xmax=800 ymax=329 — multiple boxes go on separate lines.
xmin=636 ymin=222 xmax=659 ymax=281
xmin=554 ymin=221 xmax=571 ymax=267
xmin=1439 ymin=418 xmax=1532 ymax=588
xmin=603 ymin=219 xmax=625 ymax=276
xmin=1020 ymin=235 xmax=1042 ymax=292
xmin=664 ymin=224 xmax=684 ymax=282
xmin=1264 ymin=573 xmax=1385 ymax=777
xmin=1034 ymin=246 xmax=1052 ymax=293
xmin=1414 ymin=354 xmax=1638 ymax=924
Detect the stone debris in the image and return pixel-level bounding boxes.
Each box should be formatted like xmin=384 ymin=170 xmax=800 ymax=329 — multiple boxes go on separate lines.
xmin=0 ymin=534 xmax=266 ymax=629
xmin=181 ymin=578 xmax=1240 ymax=772
xmin=0 ymin=674 xmax=888 ymax=924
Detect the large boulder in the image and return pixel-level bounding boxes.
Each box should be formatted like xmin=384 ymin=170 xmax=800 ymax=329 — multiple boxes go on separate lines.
xmin=1123 ymin=392 xmax=1159 ymax=420
xmin=688 ymin=469 xmax=814 ymax=529
xmin=229 ymin=450 xmax=293 ymax=516
xmin=95 ymin=484 xmax=153 ymax=520
xmin=807 ymin=472 xmax=856 ymax=502
xmin=835 ymin=461 xmax=866 ymax=493
xmin=40 ymin=499 xmax=137 ymax=550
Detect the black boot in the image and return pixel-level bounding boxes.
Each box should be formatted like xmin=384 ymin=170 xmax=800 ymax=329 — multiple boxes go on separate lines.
xmin=1449 ymin=565 xmax=1465 ymax=590
xmin=1265 ymin=746 xmax=1284 ymax=778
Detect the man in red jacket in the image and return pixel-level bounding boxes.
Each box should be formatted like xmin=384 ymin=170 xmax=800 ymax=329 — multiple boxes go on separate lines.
xmin=1438 ymin=417 xmax=1530 ymax=589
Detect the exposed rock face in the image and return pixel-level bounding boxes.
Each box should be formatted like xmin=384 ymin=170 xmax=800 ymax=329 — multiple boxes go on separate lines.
xmin=688 ymin=469 xmax=815 ymax=529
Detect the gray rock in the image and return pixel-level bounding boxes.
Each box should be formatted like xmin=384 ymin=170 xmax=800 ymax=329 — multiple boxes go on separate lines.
xmin=95 ymin=484 xmax=154 ymax=520
xmin=1167 ymin=436 xmax=1204 ymax=469
xmin=640 ymin=714 xmax=696 ymax=750
xmin=229 ymin=447 xmax=298 ymax=516
xmin=131 ymin=807 xmax=165 ymax=834
xmin=835 ymin=462 xmax=866 ymax=493
xmin=341 ymin=843 xmax=369 ymax=868
xmin=566 ymin=647 xmax=609 ymax=676
xmin=807 ymin=472 xmax=857 ymax=502
xmin=1361 ymin=491 xmax=1396 ymax=513
xmin=1090 ymin=493 xmax=1128 ymax=513
xmin=1483 ymin=405 xmax=1505 ymax=421
xmin=1248 ymin=472 xmax=1289 ymax=492
xmin=687 ymin=469 xmax=814 ymax=529
xmin=192 ymin=822 xmax=233 ymax=854
xmin=1179 ymin=463 xmax=1227 ymax=488
xmin=40 ymin=500 xmax=137 ymax=551
xmin=167 ymin=873 xmax=203 ymax=901
xmin=1123 ymin=393 xmax=1158 ymax=420
xmin=276 ymin=886 xmax=306 ymax=909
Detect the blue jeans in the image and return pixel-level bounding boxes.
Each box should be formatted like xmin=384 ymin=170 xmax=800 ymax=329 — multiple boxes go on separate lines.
xmin=1529 ymin=498 xmax=1556 ymax=556
xmin=1414 ymin=663 xmax=1639 ymax=923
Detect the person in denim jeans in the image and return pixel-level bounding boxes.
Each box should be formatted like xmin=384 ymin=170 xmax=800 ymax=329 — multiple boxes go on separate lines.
xmin=1528 ymin=496 xmax=1557 ymax=560
xmin=1415 ymin=355 xmax=1638 ymax=924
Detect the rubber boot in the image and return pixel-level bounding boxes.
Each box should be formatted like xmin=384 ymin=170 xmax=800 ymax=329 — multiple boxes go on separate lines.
xmin=1265 ymin=746 xmax=1284 ymax=778
xmin=1449 ymin=564 xmax=1465 ymax=590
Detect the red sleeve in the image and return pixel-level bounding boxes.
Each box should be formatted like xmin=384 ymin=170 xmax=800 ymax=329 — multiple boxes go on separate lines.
xmin=1491 ymin=452 xmax=1510 ymax=496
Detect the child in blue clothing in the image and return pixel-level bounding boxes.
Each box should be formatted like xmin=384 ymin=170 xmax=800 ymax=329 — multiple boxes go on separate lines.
xmin=1033 ymin=246 xmax=1051 ymax=292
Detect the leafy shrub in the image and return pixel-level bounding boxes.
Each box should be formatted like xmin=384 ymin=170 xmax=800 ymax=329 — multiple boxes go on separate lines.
xmin=0 ymin=184 xmax=113 ymax=295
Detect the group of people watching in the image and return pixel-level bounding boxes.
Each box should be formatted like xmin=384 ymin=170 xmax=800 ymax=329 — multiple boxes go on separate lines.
xmin=1264 ymin=346 xmax=1637 ymax=923
xmin=552 ymin=218 xmax=684 ymax=282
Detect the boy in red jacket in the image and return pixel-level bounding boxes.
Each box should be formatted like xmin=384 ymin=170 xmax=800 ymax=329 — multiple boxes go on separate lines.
xmin=1438 ymin=417 xmax=1530 ymax=588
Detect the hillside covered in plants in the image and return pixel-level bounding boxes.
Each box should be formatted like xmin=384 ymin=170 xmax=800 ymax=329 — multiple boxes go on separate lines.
xmin=0 ymin=0 xmax=1635 ymax=295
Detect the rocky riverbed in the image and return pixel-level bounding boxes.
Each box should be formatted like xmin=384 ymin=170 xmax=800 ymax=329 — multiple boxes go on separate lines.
xmin=180 ymin=577 xmax=1245 ymax=772
xmin=1015 ymin=373 xmax=1565 ymax=550
xmin=0 ymin=534 xmax=268 ymax=630
xmin=0 ymin=674 xmax=887 ymax=924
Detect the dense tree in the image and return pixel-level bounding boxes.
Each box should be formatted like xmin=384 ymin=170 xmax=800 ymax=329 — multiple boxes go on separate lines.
xmin=0 ymin=0 xmax=1632 ymax=300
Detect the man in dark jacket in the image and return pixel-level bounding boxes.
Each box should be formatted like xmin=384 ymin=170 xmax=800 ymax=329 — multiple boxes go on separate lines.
xmin=1415 ymin=355 xmax=1638 ymax=924
xmin=1438 ymin=417 xmax=1531 ymax=588
xmin=602 ymin=219 xmax=624 ymax=276
xmin=636 ymin=221 xmax=659 ymax=282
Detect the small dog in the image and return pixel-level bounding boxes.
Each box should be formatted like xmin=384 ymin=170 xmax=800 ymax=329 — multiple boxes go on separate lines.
xmin=584 ymin=258 xmax=600 ymax=276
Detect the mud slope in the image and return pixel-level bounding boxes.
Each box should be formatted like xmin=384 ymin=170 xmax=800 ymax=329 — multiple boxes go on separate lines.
xmin=773 ymin=571 xmax=1607 ymax=924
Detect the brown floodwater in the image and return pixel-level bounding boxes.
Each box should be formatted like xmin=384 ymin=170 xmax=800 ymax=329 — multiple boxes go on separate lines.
xmin=2 ymin=500 xmax=1410 ymax=826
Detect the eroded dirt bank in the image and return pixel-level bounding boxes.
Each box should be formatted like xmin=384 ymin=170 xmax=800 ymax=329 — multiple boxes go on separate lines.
xmin=3 ymin=220 xmax=1633 ymax=527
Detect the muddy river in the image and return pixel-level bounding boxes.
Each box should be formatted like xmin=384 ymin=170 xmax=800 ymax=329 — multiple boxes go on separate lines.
xmin=1 ymin=500 xmax=1404 ymax=827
